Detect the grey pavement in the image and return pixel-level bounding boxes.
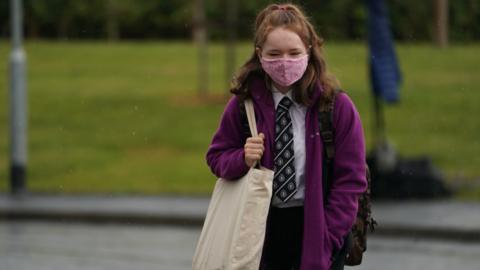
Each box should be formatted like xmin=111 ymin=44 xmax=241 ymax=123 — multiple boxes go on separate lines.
xmin=371 ymin=200 xmax=480 ymax=242
xmin=0 ymin=221 xmax=198 ymax=270
xmin=1 ymin=193 xmax=480 ymax=241
xmin=0 ymin=194 xmax=207 ymax=226
xmin=1 ymin=221 xmax=480 ymax=270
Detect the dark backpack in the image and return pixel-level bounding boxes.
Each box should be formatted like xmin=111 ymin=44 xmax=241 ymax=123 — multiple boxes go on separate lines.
xmin=319 ymin=90 xmax=377 ymax=268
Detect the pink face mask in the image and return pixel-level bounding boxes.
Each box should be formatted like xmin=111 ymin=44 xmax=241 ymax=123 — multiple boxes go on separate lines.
xmin=259 ymin=54 xmax=309 ymax=87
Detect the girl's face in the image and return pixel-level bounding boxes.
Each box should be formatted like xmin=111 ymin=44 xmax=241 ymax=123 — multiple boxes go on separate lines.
xmin=257 ymin=27 xmax=308 ymax=60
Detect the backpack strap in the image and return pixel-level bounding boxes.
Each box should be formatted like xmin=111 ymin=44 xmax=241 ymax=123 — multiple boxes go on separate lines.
xmin=319 ymin=90 xmax=378 ymax=267
xmin=319 ymin=110 xmax=335 ymax=160
xmin=319 ymin=89 xmax=342 ymax=203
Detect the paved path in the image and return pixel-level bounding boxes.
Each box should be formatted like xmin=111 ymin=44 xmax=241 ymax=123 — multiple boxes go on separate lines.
xmin=0 ymin=221 xmax=197 ymax=270
xmin=1 ymin=221 xmax=480 ymax=270
xmin=0 ymin=194 xmax=207 ymax=226
xmin=1 ymin=193 xmax=480 ymax=241
xmin=372 ymin=200 xmax=480 ymax=241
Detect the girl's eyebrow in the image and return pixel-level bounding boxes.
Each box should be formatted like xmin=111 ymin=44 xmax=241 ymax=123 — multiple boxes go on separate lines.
xmin=267 ymin=48 xmax=303 ymax=52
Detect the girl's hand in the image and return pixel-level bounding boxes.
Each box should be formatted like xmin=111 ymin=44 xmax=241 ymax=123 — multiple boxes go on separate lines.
xmin=244 ymin=133 xmax=265 ymax=167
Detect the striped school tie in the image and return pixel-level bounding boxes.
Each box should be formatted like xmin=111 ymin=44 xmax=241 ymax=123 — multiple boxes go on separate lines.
xmin=273 ymin=96 xmax=297 ymax=202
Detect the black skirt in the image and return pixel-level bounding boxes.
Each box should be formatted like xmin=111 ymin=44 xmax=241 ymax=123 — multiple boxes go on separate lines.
xmin=261 ymin=206 xmax=304 ymax=270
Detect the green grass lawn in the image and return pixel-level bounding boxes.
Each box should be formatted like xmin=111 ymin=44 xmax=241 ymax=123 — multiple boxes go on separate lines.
xmin=0 ymin=40 xmax=479 ymax=198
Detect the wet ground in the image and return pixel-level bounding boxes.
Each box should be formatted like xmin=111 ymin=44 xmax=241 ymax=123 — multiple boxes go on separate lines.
xmin=1 ymin=221 xmax=479 ymax=270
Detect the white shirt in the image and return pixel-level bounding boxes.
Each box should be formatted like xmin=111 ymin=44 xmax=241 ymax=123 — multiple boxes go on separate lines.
xmin=271 ymin=85 xmax=307 ymax=208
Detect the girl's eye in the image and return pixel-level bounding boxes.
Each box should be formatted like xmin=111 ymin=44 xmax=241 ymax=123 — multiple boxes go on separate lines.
xmin=268 ymin=53 xmax=279 ymax=56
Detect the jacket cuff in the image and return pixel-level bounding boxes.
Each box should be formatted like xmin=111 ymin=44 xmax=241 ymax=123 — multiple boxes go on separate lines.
xmin=223 ymin=148 xmax=250 ymax=180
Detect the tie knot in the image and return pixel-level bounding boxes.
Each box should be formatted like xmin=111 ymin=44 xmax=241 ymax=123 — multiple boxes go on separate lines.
xmin=278 ymin=97 xmax=293 ymax=112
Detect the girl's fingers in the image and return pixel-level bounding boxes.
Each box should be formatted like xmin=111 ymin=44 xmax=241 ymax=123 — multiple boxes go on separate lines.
xmin=246 ymin=149 xmax=263 ymax=155
xmin=246 ymin=136 xmax=264 ymax=144
xmin=245 ymin=134 xmax=265 ymax=164
xmin=244 ymin=144 xmax=265 ymax=152
xmin=245 ymin=154 xmax=262 ymax=160
xmin=245 ymin=143 xmax=265 ymax=151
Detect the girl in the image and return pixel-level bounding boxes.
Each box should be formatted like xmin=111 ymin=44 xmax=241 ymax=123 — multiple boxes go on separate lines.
xmin=206 ymin=3 xmax=367 ymax=270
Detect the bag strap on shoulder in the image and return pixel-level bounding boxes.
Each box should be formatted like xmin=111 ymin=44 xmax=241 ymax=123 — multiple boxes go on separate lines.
xmin=244 ymin=99 xmax=258 ymax=137
xmin=319 ymin=89 xmax=342 ymax=203
xmin=243 ymin=99 xmax=261 ymax=168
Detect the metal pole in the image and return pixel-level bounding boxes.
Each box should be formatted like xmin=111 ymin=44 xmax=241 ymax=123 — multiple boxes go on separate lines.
xmin=225 ymin=0 xmax=238 ymax=96
xmin=433 ymin=0 xmax=449 ymax=48
xmin=194 ymin=0 xmax=208 ymax=97
xmin=9 ymin=0 xmax=27 ymax=195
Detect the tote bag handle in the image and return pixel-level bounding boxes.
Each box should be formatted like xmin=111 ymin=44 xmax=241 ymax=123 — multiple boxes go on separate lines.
xmin=244 ymin=99 xmax=261 ymax=168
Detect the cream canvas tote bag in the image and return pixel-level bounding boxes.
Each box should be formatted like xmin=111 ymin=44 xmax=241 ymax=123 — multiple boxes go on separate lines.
xmin=192 ymin=99 xmax=274 ymax=270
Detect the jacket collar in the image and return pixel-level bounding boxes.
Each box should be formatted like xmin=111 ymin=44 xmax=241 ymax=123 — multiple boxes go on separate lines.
xmin=249 ymin=76 xmax=274 ymax=107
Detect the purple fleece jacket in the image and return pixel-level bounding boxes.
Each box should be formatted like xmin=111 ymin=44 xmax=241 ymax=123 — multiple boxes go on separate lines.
xmin=206 ymin=76 xmax=367 ymax=270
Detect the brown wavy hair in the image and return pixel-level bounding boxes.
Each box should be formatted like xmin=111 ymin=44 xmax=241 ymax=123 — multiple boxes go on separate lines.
xmin=230 ymin=3 xmax=339 ymax=108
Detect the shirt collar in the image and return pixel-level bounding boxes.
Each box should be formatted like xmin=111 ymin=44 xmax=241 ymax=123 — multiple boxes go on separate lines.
xmin=271 ymin=84 xmax=299 ymax=109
